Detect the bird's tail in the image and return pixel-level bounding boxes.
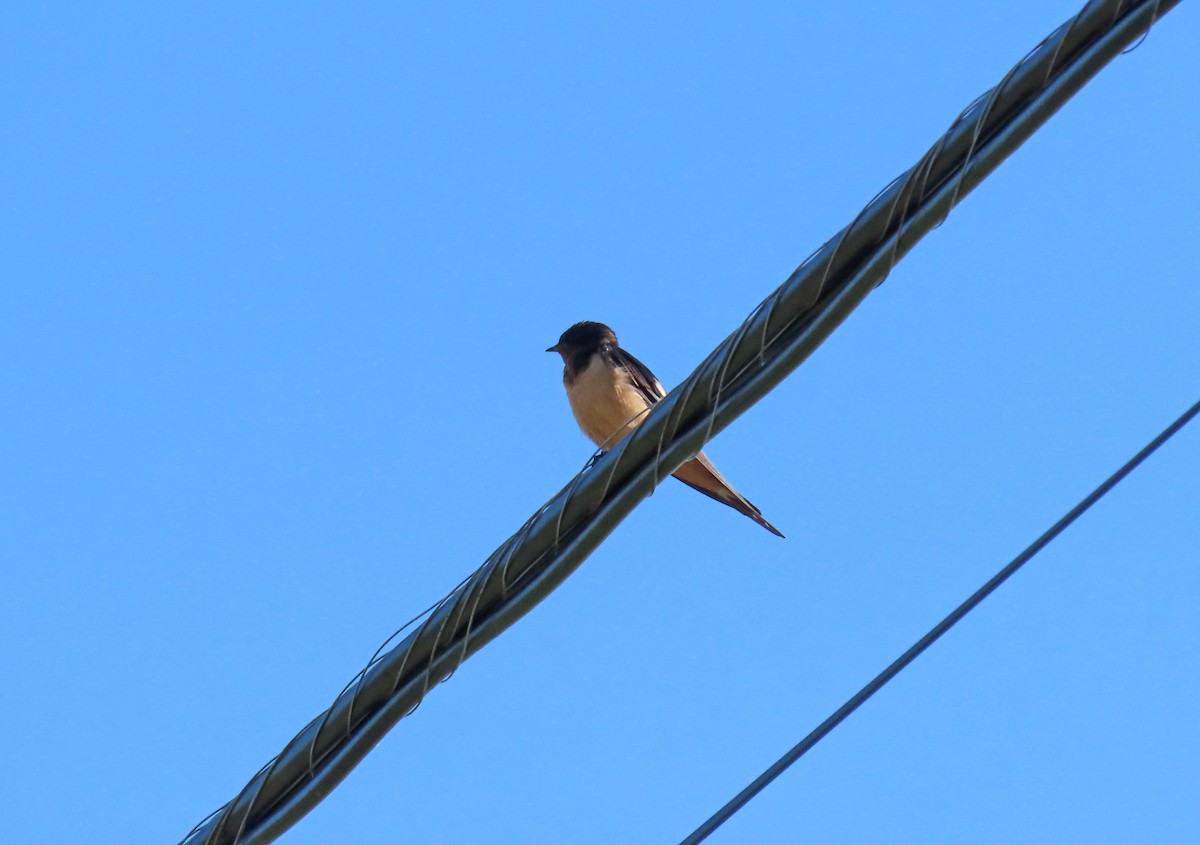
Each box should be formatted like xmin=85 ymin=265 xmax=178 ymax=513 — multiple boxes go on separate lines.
xmin=672 ymin=454 xmax=785 ymax=538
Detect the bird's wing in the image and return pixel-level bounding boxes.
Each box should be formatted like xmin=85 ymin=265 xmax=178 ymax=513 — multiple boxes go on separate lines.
xmin=609 ymin=347 xmax=667 ymax=404
xmin=607 ymin=347 xmax=784 ymax=537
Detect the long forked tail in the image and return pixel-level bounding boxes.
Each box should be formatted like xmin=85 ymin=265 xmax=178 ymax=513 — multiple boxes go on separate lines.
xmin=671 ymin=453 xmax=785 ymax=538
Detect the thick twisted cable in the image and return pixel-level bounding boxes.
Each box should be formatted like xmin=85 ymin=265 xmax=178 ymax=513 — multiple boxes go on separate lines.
xmin=180 ymin=2 xmax=1179 ymax=843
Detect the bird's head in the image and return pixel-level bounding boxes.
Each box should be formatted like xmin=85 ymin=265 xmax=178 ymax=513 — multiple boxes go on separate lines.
xmin=546 ymin=321 xmax=618 ymax=362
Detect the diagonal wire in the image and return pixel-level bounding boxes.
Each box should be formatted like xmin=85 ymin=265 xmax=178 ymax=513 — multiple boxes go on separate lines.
xmin=679 ymin=395 xmax=1200 ymax=845
xmin=179 ymin=2 xmax=1183 ymax=844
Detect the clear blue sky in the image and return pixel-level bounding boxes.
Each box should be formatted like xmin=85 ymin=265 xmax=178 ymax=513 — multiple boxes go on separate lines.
xmin=2 ymin=3 xmax=1197 ymax=843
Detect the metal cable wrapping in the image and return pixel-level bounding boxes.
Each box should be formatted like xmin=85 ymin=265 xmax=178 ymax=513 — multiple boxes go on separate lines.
xmin=181 ymin=2 xmax=1177 ymax=843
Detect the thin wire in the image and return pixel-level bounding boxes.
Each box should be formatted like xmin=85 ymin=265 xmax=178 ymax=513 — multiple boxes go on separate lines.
xmin=679 ymin=395 xmax=1200 ymax=845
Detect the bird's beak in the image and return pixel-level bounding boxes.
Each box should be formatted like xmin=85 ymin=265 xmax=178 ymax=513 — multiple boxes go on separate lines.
xmin=546 ymin=343 xmax=560 ymax=353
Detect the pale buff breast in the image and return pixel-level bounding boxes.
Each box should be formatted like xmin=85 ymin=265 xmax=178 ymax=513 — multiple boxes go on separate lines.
xmin=565 ymin=356 xmax=654 ymax=448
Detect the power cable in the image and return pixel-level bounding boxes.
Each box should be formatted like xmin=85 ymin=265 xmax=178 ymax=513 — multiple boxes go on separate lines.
xmin=180 ymin=2 xmax=1182 ymax=843
xmin=678 ymin=395 xmax=1200 ymax=845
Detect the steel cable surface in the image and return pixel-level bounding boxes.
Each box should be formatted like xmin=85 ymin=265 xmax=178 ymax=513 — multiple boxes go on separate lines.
xmin=180 ymin=2 xmax=1179 ymax=843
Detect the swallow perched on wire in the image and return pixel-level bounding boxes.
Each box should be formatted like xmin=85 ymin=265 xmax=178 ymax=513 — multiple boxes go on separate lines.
xmin=547 ymin=321 xmax=784 ymax=537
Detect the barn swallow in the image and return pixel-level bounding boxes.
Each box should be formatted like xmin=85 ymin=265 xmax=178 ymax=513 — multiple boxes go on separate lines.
xmin=547 ymin=321 xmax=784 ymax=537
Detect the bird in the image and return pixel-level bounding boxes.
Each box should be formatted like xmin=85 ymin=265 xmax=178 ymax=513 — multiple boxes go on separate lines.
xmin=547 ymin=320 xmax=784 ymax=537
